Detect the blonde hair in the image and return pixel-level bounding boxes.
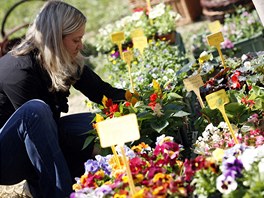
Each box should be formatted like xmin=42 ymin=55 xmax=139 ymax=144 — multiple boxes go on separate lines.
xmin=12 ymin=0 xmax=87 ymax=92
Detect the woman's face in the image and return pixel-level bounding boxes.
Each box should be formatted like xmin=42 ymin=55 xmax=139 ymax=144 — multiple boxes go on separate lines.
xmin=63 ymin=25 xmax=85 ymax=58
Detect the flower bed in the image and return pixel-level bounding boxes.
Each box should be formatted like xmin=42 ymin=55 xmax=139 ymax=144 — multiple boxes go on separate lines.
xmin=191 ymin=6 xmax=264 ymax=58
xmin=71 ymin=43 xmax=264 ymax=197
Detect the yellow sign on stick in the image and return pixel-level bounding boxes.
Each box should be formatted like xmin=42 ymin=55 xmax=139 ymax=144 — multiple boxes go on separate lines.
xmin=183 ymin=74 xmax=205 ymax=108
xmin=97 ymin=113 xmax=140 ymax=148
xmin=123 ymin=50 xmax=135 ymax=92
xmin=205 ymin=89 xmax=239 ymax=144
xmin=208 ymin=20 xmax=222 ymax=33
xmin=111 ymin=31 xmax=125 ymax=59
xmin=131 ymin=28 xmax=145 ymax=38
xmin=132 ymin=36 xmax=148 ymax=56
xmin=97 ymin=113 xmax=139 ymax=196
xmin=207 ymin=31 xmax=226 ymax=68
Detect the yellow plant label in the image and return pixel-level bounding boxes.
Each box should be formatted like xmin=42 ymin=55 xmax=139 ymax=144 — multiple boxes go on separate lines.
xmin=183 ymin=74 xmax=205 ymax=108
xmin=131 ymin=28 xmax=145 ymax=38
xmin=205 ymin=89 xmax=239 ymax=144
xmin=183 ymin=74 xmax=204 ymax=92
xmin=123 ymin=50 xmax=133 ymax=64
xmin=205 ymin=89 xmax=229 ymax=109
xmin=208 ymin=20 xmax=222 ymax=33
xmin=111 ymin=31 xmax=125 ymax=44
xmin=132 ymin=36 xmax=148 ymax=55
xmin=97 ymin=114 xmax=140 ymax=148
xmin=207 ymin=31 xmax=224 ymax=47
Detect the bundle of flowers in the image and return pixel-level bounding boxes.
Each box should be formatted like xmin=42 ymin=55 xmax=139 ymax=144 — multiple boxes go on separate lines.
xmin=104 ymin=40 xmax=188 ymax=95
xmin=191 ymin=142 xmax=264 ymax=197
xmin=95 ymin=3 xmax=181 ymax=53
xmin=84 ymin=79 xmax=189 ymax=152
xmin=70 ymin=135 xmax=193 ymax=198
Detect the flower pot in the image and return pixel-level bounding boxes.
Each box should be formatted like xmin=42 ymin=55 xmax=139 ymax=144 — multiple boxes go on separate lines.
xmin=208 ymin=31 xmax=264 ymax=58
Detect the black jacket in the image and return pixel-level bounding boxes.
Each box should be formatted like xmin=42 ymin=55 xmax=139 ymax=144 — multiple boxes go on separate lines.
xmin=0 ymin=52 xmax=126 ymax=127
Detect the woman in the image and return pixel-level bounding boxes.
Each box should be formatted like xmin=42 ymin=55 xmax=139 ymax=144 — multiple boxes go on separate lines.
xmin=0 ymin=1 xmax=126 ymax=197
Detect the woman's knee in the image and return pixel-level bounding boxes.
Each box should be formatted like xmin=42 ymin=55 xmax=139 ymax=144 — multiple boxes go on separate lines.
xmin=20 ymin=99 xmax=53 ymax=120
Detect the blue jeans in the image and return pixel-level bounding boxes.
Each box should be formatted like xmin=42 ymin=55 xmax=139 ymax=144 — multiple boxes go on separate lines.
xmin=0 ymin=99 xmax=95 ymax=197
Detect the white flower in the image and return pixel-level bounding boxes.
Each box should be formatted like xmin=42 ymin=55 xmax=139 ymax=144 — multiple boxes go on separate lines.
xmin=241 ymin=54 xmax=248 ymax=62
xmin=216 ymin=175 xmax=238 ymax=194
xmin=240 ymin=147 xmax=256 ymax=171
xmin=148 ymin=3 xmax=165 ymax=19
xmin=131 ymin=11 xmax=144 ymax=21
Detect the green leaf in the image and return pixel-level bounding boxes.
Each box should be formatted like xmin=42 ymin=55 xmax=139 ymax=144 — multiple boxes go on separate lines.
xmin=171 ymin=110 xmax=190 ymax=117
xmin=150 ymin=120 xmax=169 ymax=133
xmin=167 ymin=92 xmax=183 ymax=99
xmin=82 ymin=135 xmax=96 ymax=150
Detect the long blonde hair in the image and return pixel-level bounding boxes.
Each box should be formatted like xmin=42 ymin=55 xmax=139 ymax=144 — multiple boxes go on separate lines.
xmin=12 ymin=0 xmax=87 ymax=92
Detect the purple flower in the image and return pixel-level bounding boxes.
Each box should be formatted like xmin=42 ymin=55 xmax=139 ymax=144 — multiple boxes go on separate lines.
xmin=222 ymin=156 xmax=244 ymax=178
xmin=95 ymin=185 xmax=113 ymax=196
xmin=221 ymin=39 xmax=234 ymax=49
xmin=84 ymin=159 xmax=100 ymax=173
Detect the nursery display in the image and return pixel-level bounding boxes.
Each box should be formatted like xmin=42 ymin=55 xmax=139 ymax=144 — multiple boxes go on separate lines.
xmin=71 ymin=22 xmax=264 ymax=198
xmin=95 ymin=3 xmax=181 ymax=53
xmin=190 ymin=6 xmax=264 ymax=58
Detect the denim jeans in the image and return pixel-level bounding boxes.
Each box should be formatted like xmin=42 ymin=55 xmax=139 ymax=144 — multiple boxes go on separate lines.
xmin=0 ymin=99 xmax=95 ymax=198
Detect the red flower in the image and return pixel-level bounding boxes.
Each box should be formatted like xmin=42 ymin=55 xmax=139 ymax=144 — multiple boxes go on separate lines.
xmin=109 ymin=104 xmax=119 ymax=113
xmin=150 ymin=93 xmax=158 ymax=102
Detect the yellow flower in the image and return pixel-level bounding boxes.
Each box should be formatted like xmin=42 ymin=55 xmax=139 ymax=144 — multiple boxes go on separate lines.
xmin=152 ymin=79 xmax=162 ymax=95
xmin=125 ymin=90 xmax=140 ymax=106
xmin=114 ymin=194 xmax=127 ymax=198
xmin=133 ymin=61 xmax=138 ymax=65
xmin=95 ymin=113 xmax=104 ymax=123
xmin=72 ymin=183 xmax=82 ymax=191
xmin=212 ymin=148 xmax=224 ymax=162
xmin=102 ymin=95 xmax=108 ymax=108
xmin=113 ymin=60 xmax=117 ymax=64
xmin=95 ymin=170 xmax=105 ymax=177
xmin=122 ymin=175 xmax=129 ymax=183
xmin=134 ymin=173 xmax=144 ymax=183
xmin=131 ymin=142 xmax=149 ymax=153
xmin=153 ymin=173 xmax=165 ymax=182
xmin=133 ymin=188 xmax=145 ymax=198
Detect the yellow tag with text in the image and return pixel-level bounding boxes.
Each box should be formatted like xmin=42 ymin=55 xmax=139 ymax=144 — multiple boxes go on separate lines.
xmin=132 ymin=36 xmax=148 ymax=55
xmin=183 ymin=74 xmax=205 ymax=108
xmin=131 ymin=28 xmax=145 ymax=38
xmin=205 ymin=89 xmax=229 ymax=109
xmin=206 ymin=89 xmax=239 ymax=144
xmin=123 ymin=50 xmax=133 ymax=64
xmin=183 ymin=74 xmax=204 ymax=92
xmin=111 ymin=31 xmax=125 ymax=44
xmin=208 ymin=20 xmax=222 ymax=34
xmin=97 ymin=114 xmax=140 ymax=148
xmin=207 ymin=31 xmax=224 ymax=47
xmin=207 ymin=31 xmax=226 ymax=68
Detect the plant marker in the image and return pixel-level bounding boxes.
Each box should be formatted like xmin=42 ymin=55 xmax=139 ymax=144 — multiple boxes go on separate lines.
xmin=111 ymin=145 xmax=121 ymax=169
xmin=123 ymin=50 xmax=135 ymax=92
xmin=208 ymin=20 xmax=222 ymax=33
xmin=183 ymin=74 xmax=205 ymax=108
xmin=111 ymin=31 xmax=125 ymax=59
xmin=132 ymin=36 xmax=148 ymax=57
xmin=96 ymin=114 xmax=140 ymax=196
xmin=207 ymin=31 xmax=226 ymax=69
xmin=131 ymin=28 xmax=145 ymax=38
xmin=205 ymin=89 xmax=239 ymax=144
